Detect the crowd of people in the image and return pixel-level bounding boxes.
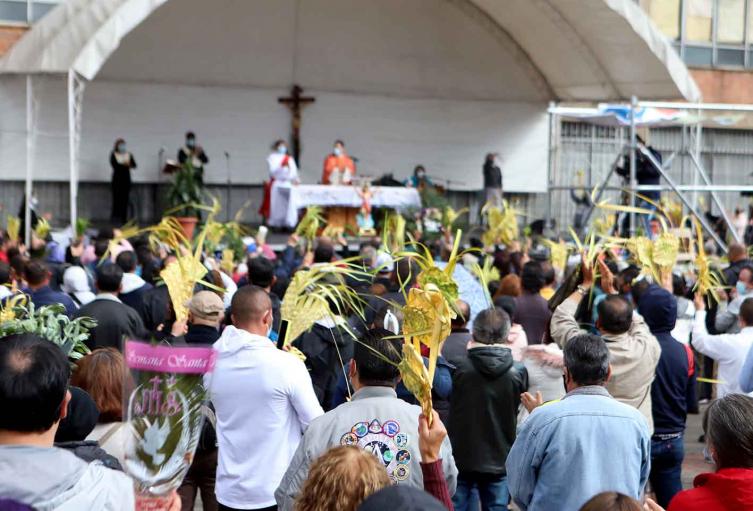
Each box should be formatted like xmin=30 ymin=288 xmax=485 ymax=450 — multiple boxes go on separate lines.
xmin=1 ymin=215 xmax=753 ymax=511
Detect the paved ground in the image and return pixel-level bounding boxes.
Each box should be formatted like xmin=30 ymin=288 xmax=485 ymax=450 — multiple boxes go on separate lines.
xmin=681 ymin=403 xmax=709 ymax=490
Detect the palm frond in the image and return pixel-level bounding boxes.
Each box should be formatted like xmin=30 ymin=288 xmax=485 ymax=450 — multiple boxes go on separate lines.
xmin=470 ymin=257 xmax=500 ymax=307
xmin=0 ymin=300 xmax=94 ymax=362
xmin=382 ymin=211 xmax=406 ymax=254
xmin=279 ymin=260 xmax=370 ymax=347
xmin=441 ymin=206 xmax=468 ymax=232
xmin=692 ymin=220 xmax=724 ymax=302
xmin=75 ymin=218 xmax=90 ymax=239
xmin=541 ymin=239 xmax=569 ymax=273
xmin=6 ymin=216 xmax=20 ymax=243
xmin=34 ymin=218 xmax=51 ymax=240
xmin=295 ymin=206 xmax=324 ymax=251
xmin=481 ymin=201 xmax=521 ymax=246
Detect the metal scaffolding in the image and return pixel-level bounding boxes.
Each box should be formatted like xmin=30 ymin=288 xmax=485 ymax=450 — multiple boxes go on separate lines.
xmin=545 ymin=98 xmax=753 ymax=254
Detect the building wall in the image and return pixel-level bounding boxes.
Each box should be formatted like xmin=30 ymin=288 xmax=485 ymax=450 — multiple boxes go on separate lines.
xmin=0 ymin=25 xmax=25 ymax=55
xmin=691 ymin=68 xmax=753 ymax=103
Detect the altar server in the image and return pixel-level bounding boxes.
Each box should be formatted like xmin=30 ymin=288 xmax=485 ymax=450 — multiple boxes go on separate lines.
xmin=266 ymin=140 xmax=300 ymax=227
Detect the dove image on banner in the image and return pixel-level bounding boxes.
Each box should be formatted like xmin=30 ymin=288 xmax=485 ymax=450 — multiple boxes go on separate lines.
xmin=123 ymin=339 xmax=217 ymax=505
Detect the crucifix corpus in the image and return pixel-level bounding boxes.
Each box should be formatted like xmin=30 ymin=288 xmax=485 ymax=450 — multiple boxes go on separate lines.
xmin=278 ymin=84 xmax=315 ymax=164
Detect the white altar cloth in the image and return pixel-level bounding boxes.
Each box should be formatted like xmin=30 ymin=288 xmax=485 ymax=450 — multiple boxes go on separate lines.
xmin=270 ymin=184 xmax=422 ymax=228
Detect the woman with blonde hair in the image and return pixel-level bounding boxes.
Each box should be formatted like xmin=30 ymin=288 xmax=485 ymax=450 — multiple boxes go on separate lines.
xmin=295 ymin=446 xmax=390 ymax=511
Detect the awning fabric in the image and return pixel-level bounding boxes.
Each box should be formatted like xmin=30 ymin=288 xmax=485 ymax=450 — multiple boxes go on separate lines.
xmin=0 ymin=0 xmax=700 ymax=102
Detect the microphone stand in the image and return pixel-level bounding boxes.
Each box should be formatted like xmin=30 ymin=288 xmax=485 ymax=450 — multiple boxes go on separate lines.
xmin=156 ymin=147 xmax=165 ymax=223
xmin=224 ymin=151 xmax=231 ymax=222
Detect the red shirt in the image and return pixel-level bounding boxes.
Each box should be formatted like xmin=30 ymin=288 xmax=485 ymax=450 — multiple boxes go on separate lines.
xmin=668 ymin=468 xmax=753 ymax=511
xmin=421 ymin=460 xmax=454 ymax=510
xmin=0 ymin=250 xmax=8 ymax=264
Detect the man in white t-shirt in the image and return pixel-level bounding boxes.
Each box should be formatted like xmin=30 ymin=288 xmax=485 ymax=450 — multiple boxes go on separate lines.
xmin=693 ymin=294 xmax=753 ymax=397
xmin=209 ymin=285 xmax=323 ymax=511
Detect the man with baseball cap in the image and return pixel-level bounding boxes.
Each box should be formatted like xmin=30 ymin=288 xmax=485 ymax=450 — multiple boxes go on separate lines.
xmin=171 ymin=290 xmax=225 ymax=345
xmin=173 ymin=290 xmax=225 ymax=511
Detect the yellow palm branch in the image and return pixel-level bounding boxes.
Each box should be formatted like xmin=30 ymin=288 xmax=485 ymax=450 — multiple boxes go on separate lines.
xmin=471 ymin=257 xmax=500 ymax=307
xmin=279 ymin=260 xmax=370 ymax=347
xmin=6 ymin=216 xmax=20 ymax=243
xmin=295 ymin=206 xmax=325 ymax=251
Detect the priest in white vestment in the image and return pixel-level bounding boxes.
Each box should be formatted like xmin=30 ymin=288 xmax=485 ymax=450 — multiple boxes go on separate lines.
xmin=267 ymin=140 xmax=299 ymax=227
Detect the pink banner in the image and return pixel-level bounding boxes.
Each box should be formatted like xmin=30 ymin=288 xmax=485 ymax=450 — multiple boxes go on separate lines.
xmin=125 ymin=340 xmax=216 ymax=374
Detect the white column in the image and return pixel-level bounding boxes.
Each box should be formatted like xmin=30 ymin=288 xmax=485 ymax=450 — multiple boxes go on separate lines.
xmin=24 ymin=74 xmax=34 ymax=246
xmin=67 ymin=70 xmax=85 ymax=230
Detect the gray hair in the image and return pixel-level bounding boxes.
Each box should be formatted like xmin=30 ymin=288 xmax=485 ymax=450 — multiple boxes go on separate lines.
xmin=563 ymin=334 xmax=610 ymax=386
xmin=472 ymin=308 xmax=511 ymax=345
xmin=705 ymin=394 xmax=753 ymax=469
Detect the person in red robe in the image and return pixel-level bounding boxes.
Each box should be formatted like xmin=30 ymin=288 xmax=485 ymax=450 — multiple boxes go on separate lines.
xmin=321 ymin=140 xmax=356 ymax=185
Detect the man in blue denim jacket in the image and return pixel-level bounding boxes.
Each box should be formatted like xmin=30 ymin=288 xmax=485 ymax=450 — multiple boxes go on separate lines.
xmin=506 ymin=333 xmax=650 ymax=511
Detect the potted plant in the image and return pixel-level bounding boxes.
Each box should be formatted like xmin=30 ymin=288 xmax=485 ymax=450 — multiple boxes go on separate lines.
xmin=165 ymin=160 xmax=204 ymax=240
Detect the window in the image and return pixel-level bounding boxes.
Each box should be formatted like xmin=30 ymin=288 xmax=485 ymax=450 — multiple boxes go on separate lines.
xmin=643 ymin=0 xmax=753 ymax=68
xmin=0 ymin=0 xmax=58 ymax=24
xmin=718 ymin=0 xmax=745 ymax=43
xmin=641 ymin=0 xmax=682 ymax=39
xmin=686 ymin=0 xmax=714 ymax=42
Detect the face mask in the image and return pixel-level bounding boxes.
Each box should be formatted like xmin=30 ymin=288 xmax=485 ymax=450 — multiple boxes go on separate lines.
xmin=277 ymin=145 xmax=287 ymax=155
xmin=186 ymin=138 xmax=196 ymax=149
xmin=334 ymin=147 xmax=343 ymax=156
xmin=117 ymin=143 xmax=126 ymax=153
xmin=737 ymin=281 xmax=747 ymax=296
xmin=417 ymin=172 xmax=425 ymax=179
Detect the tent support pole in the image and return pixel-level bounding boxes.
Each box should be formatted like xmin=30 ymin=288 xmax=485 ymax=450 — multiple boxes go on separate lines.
xmin=67 ymin=70 xmax=85 ymax=231
xmin=25 ymin=74 xmax=33 ymax=246
xmin=628 ymin=96 xmax=638 ymax=236
xmin=687 ymin=149 xmax=740 ymax=243
xmin=68 ymin=70 xmax=77 ymax=231
xmin=545 ymin=101 xmax=555 ymax=234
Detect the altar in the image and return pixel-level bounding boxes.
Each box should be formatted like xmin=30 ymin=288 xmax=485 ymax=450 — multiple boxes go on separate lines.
xmin=270 ymin=184 xmax=422 ymax=228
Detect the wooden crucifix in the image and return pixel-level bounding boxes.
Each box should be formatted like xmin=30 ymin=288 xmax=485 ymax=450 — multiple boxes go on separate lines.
xmin=278 ymin=84 xmax=315 ymax=164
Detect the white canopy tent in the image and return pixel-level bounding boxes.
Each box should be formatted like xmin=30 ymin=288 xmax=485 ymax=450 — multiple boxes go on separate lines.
xmin=0 ymin=0 xmax=700 ymax=238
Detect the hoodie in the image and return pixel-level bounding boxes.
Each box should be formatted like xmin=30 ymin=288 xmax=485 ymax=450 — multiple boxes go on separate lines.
xmin=208 ymin=325 xmax=323 ymax=509
xmin=639 ymin=285 xmax=696 ymax=435
xmin=292 ymin=318 xmax=353 ymax=411
xmin=448 ymin=345 xmax=528 ymax=474
xmin=61 ymin=266 xmax=95 ymax=306
xmin=0 ymin=445 xmax=133 ymax=510
xmin=668 ymin=468 xmax=753 ymax=511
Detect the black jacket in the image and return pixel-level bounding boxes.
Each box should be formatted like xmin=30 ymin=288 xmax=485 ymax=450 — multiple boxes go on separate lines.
xmin=616 ymin=146 xmax=662 ymax=200
xmin=448 ymin=346 xmax=527 ymax=475
xmin=723 ymin=259 xmax=753 ymax=288
xmin=55 ymin=441 xmax=123 ymax=471
xmin=119 ymin=282 xmax=153 ymax=311
xmin=293 ymin=322 xmax=354 ymax=411
xmin=441 ymin=330 xmax=472 ymax=365
xmin=184 ymin=324 xmax=221 ymax=345
xmin=74 ymin=297 xmax=147 ymax=350
xmin=135 ymin=285 xmax=171 ymax=337
xmin=483 ymin=160 xmax=502 ymax=189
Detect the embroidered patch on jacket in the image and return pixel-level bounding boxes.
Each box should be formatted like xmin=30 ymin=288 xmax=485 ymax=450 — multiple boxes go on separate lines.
xmin=340 ymin=418 xmax=410 ymax=483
